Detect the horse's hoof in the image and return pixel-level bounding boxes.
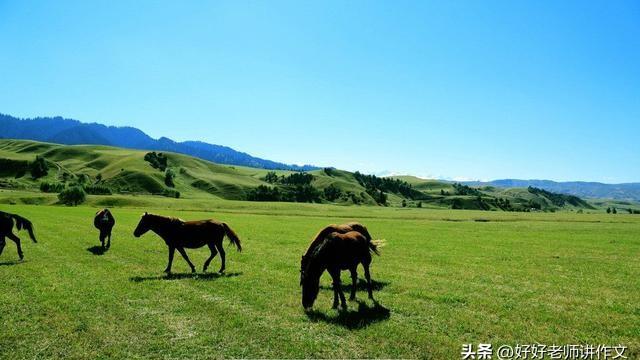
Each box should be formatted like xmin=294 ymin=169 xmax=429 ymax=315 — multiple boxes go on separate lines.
xmin=218 ymin=269 xmax=225 ymax=274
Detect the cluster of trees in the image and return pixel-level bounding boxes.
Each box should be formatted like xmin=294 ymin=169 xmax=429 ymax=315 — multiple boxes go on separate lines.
xmin=144 ymin=152 xmax=168 ymax=171
xmin=527 ymin=186 xmax=592 ymax=208
xmin=246 ymin=184 xmax=320 ymax=202
xmin=250 ymin=172 xmax=321 ymax=203
xmin=452 ymin=183 xmax=482 ymax=196
xmin=30 ymin=156 xmax=49 ymax=179
xmin=352 ymin=172 xmax=424 ymax=205
xmin=165 ymin=169 xmax=176 ymax=187
xmin=58 ymin=186 xmax=86 ymax=206
xmin=606 ymin=207 xmax=617 ymax=214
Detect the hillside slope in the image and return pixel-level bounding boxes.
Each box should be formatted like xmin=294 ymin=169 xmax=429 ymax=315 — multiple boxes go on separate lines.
xmin=0 ymin=139 xmax=606 ymax=212
xmin=0 ymin=113 xmax=317 ymax=171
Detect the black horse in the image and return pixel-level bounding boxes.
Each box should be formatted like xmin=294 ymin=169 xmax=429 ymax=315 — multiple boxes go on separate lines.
xmin=94 ymin=209 xmax=115 ymax=249
xmin=133 ymin=212 xmax=242 ymax=274
xmin=301 ymin=231 xmax=380 ymax=310
xmin=0 ymin=211 xmax=37 ymax=260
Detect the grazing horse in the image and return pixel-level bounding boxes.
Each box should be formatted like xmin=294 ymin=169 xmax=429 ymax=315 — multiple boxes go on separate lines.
xmin=300 ymin=222 xmax=373 ymax=286
xmin=301 ymin=231 xmax=380 ymax=310
xmin=133 ymin=212 xmax=242 ymax=274
xmin=0 ymin=210 xmax=37 ymax=260
xmin=94 ymin=209 xmax=115 ymax=249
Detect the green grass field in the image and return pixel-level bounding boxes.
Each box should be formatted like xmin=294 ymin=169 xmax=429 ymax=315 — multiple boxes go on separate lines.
xmin=1 ymin=197 xmax=638 ymax=359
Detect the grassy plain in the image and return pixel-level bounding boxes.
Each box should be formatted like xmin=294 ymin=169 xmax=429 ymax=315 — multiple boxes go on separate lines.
xmin=0 ymin=196 xmax=638 ymax=359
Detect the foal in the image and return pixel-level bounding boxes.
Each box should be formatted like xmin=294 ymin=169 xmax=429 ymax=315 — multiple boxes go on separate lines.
xmin=0 ymin=210 xmax=37 ymax=260
xmin=93 ymin=209 xmax=115 ymax=249
xmin=301 ymin=231 xmax=380 ymax=310
xmin=133 ymin=213 xmax=242 ymax=274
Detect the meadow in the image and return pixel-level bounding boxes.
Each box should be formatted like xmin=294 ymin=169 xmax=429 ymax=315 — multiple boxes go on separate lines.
xmin=0 ymin=197 xmax=639 ymax=359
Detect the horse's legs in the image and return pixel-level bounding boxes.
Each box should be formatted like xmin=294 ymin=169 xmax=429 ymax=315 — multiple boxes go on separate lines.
xmin=328 ymin=268 xmax=347 ymax=309
xmin=349 ymin=266 xmax=358 ymax=300
xmin=176 ymin=247 xmax=196 ymax=273
xmin=7 ymin=232 xmax=23 ymax=260
xmin=363 ymin=260 xmax=374 ymax=300
xmin=0 ymin=235 xmax=5 ymax=257
xmin=106 ymin=228 xmax=112 ymax=249
xmin=165 ymin=246 xmax=175 ymax=273
xmin=99 ymin=230 xmax=106 ymax=249
xmin=215 ymin=240 xmax=226 ymax=273
xmin=203 ymin=242 xmax=218 ymax=272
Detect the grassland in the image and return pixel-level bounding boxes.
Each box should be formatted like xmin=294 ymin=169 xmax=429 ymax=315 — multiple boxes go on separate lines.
xmin=1 ymin=196 xmax=638 ymax=359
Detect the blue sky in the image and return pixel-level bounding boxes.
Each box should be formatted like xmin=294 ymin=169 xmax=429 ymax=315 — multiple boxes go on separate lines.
xmin=0 ymin=1 xmax=638 ymax=183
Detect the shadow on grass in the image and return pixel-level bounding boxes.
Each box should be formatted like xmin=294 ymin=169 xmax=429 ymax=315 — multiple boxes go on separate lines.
xmin=87 ymin=246 xmax=108 ymax=256
xmin=129 ymin=271 xmax=242 ymax=283
xmin=0 ymin=260 xmax=22 ymax=266
xmin=320 ymin=278 xmax=389 ymax=292
xmin=305 ymin=300 xmax=390 ymax=329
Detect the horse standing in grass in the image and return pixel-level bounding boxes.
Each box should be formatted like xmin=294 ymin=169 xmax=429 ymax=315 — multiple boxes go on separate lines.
xmin=133 ymin=213 xmax=242 ymax=274
xmin=301 ymin=231 xmax=380 ymax=310
xmin=0 ymin=210 xmax=37 ymax=260
xmin=300 ymin=222 xmax=373 ymax=286
xmin=94 ymin=209 xmax=115 ymax=249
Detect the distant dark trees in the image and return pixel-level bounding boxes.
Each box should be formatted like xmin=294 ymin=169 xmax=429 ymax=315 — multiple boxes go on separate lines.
xmin=527 ymin=186 xmax=592 ymax=208
xmin=144 ymin=152 xmax=168 ymax=171
xmin=452 ymin=183 xmax=482 ymax=196
xmin=401 ymin=199 xmax=407 ymax=207
xmin=30 ymin=156 xmax=48 ymax=179
xmin=353 ymin=171 xmax=424 ymax=205
xmin=165 ymin=169 xmax=176 ymax=187
xmin=323 ymin=184 xmax=342 ymax=201
xmin=264 ymin=171 xmax=278 ymax=184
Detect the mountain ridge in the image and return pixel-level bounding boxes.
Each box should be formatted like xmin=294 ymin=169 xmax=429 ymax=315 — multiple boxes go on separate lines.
xmin=0 ymin=113 xmax=317 ymax=171
xmin=461 ymin=179 xmax=640 ymax=201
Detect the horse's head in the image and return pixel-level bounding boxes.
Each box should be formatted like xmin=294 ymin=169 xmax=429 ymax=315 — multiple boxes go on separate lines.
xmin=133 ymin=212 xmax=151 ymax=237
xmin=301 ymin=270 xmax=320 ymax=310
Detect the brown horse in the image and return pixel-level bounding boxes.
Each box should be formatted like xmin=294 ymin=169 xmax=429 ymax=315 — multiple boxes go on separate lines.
xmin=301 ymin=231 xmax=380 ymax=310
xmin=300 ymin=222 xmax=373 ymax=286
xmin=94 ymin=209 xmax=115 ymax=249
xmin=0 ymin=210 xmax=37 ymax=260
xmin=133 ymin=212 xmax=241 ymax=274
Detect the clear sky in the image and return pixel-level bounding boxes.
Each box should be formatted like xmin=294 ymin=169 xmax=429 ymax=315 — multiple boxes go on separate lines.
xmin=0 ymin=1 xmax=638 ymax=183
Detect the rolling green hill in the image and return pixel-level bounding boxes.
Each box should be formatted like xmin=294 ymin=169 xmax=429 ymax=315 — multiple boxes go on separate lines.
xmin=0 ymin=139 xmax=621 ymax=212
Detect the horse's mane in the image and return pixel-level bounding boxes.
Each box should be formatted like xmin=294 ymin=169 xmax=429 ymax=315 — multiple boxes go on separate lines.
xmin=146 ymin=213 xmax=184 ymax=225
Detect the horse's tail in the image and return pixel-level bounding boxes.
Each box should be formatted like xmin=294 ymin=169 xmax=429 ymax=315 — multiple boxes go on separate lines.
xmin=369 ymin=239 xmax=385 ymax=256
xmin=222 ymin=223 xmax=242 ymax=252
xmin=11 ymin=214 xmax=37 ymax=243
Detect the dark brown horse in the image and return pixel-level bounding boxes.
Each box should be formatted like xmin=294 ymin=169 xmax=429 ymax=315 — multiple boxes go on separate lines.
xmin=0 ymin=210 xmax=37 ymax=260
xmin=94 ymin=209 xmax=115 ymax=249
xmin=301 ymin=231 xmax=380 ymax=310
xmin=133 ymin=212 xmax=242 ymax=274
xmin=300 ymin=222 xmax=373 ymax=286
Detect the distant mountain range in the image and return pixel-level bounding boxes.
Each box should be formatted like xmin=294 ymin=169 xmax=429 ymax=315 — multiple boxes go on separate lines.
xmin=0 ymin=113 xmax=317 ymax=171
xmin=462 ymin=179 xmax=640 ymax=201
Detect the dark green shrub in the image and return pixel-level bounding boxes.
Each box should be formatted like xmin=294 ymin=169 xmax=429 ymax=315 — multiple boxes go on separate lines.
xmin=58 ymin=186 xmax=86 ymax=206
xmin=30 ymin=156 xmax=49 ymax=179
xmin=40 ymin=182 xmax=65 ymax=193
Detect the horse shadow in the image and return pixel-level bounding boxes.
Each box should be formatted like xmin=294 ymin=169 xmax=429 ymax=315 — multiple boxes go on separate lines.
xmin=306 ymin=300 xmax=390 ymax=329
xmin=87 ymin=246 xmax=108 ymax=256
xmin=320 ymin=278 xmax=389 ymax=292
xmin=0 ymin=260 xmax=22 ymax=266
xmin=129 ymin=271 xmax=242 ymax=283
